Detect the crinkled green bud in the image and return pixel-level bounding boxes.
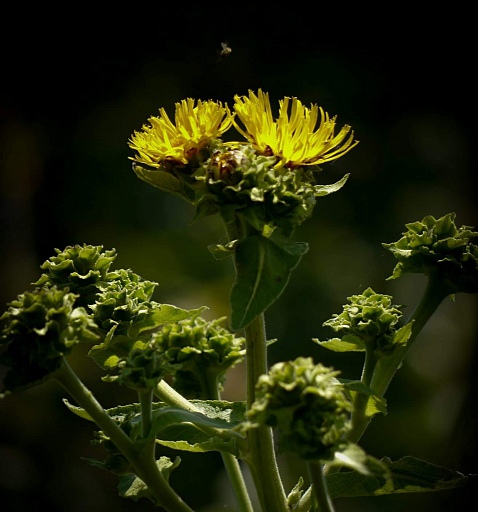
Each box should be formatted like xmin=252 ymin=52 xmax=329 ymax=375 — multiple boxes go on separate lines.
xmin=0 ymin=286 xmax=99 ymax=394
xmin=322 ymin=287 xmax=404 ymax=353
xmin=34 ymin=244 xmax=117 ymax=307
xmin=247 ymin=357 xmax=352 ymax=461
xmin=153 ymin=316 xmax=245 ymax=398
xmin=195 ymin=144 xmax=347 ymax=238
xmin=115 ymin=344 xmax=178 ymax=392
xmin=383 ymin=213 xmax=478 ymax=293
xmin=90 ymin=269 xmax=158 ymax=335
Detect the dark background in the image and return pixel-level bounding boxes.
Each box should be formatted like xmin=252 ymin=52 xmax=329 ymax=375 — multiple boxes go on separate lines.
xmin=1 ymin=5 xmax=476 ymax=511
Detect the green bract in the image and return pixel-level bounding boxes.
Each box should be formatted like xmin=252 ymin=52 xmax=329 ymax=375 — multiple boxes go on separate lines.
xmin=383 ymin=213 xmax=478 ymax=293
xmin=34 ymin=244 xmax=117 ymax=307
xmin=89 ymin=268 xmax=158 ymax=336
xmin=317 ymin=287 xmax=406 ymax=354
xmin=115 ymin=344 xmax=178 ymax=392
xmin=246 ymin=357 xmax=352 ymax=461
xmin=0 ymin=286 xmax=99 ymax=394
xmin=195 ymin=143 xmax=349 ymax=238
xmin=153 ymin=316 xmax=245 ymax=398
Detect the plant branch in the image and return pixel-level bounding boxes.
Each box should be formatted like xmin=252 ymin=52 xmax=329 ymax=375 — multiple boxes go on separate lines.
xmin=55 ymin=360 xmax=194 ymax=512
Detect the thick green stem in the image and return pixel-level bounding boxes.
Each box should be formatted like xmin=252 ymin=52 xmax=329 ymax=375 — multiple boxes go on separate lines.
xmin=325 ymin=275 xmax=452 ymax=478
xmin=347 ymin=344 xmax=378 ymax=445
xmin=243 ymin=314 xmax=289 ymax=512
xmin=138 ymin=389 xmax=156 ymax=461
xmin=220 ymin=209 xmax=288 ymax=511
xmin=139 ymin=389 xmax=154 ymax=437
xmin=370 ymin=275 xmax=451 ymax=399
xmin=55 ymin=360 xmax=194 ymax=512
xmin=307 ymin=461 xmax=336 ymax=512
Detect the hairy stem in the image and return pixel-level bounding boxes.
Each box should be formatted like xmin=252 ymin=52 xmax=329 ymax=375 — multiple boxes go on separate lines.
xmin=307 ymin=461 xmax=336 ymax=512
xmin=243 ymin=314 xmax=288 ymax=512
xmin=55 ymin=360 xmax=194 ymax=512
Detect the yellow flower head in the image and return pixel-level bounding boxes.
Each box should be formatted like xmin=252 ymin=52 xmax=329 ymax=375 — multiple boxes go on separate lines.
xmin=128 ymin=98 xmax=233 ymax=168
xmin=232 ymin=89 xmax=359 ymax=168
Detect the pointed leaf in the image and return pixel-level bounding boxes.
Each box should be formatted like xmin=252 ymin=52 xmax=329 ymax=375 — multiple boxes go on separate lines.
xmin=313 ymin=334 xmax=365 ymax=352
xmin=327 ymin=455 xmax=477 ymax=498
xmin=312 ymin=173 xmax=350 ymax=197
xmin=230 ymin=235 xmax=308 ymax=330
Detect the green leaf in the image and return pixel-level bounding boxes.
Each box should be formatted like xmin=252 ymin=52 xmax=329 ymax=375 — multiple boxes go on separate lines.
xmin=341 ymin=380 xmax=387 ymax=418
xmin=230 ymin=235 xmax=308 ymax=330
xmin=392 ymin=322 xmax=414 ymax=347
xmin=327 ymin=455 xmax=477 ymax=498
xmin=128 ymin=304 xmax=206 ymax=338
xmin=313 ymin=334 xmax=365 ymax=352
xmin=63 ymin=398 xmax=94 ymax=421
xmin=65 ymin=398 xmax=246 ymax=456
xmin=312 ymin=173 xmax=350 ymax=197
xmin=117 ymin=456 xmax=180 ymax=503
xmin=329 ymin=444 xmax=390 ymax=477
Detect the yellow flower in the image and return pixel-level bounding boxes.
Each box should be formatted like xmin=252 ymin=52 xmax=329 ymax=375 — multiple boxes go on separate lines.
xmin=128 ymin=99 xmax=233 ymax=167
xmin=233 ymin=89 xmax=358 ymax=168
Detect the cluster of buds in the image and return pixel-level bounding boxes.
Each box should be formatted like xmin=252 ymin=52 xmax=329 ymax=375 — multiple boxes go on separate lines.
xmin=245 ymin=357 xmax=352 ymax=461
xmin=34 ymin=244 xmax=117 ymax=307
xmin=153 ymin=316 xmax=245 ymax=398
xmin=383 ymin=212 xmax=478 ymax=293
xmin=0 ymin=286 xmax=99 ymax=394
xmin=318 ymin=287 xmax=406 ymax=356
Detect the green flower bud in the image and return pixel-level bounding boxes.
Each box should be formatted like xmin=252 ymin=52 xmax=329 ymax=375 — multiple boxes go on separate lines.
xmin=197 ymin=144 xmax=345 ymax=238
xmin=116 ymin=344 xmax=178 ymax=392
xmin=90 ymin=269 xmax=158 ymax=336
xmin=383 ymin=213 xmax=478 ymax=293
xmin=153 ymin=316 xmax=245 ymax=398
xmin=0 ymin=287 xmax=99 ymax=394
xmin=247 ymin=357 xmax=352 ymax=461
xmin=322 ymin=287 xmax=404 ymax=354
xmin=34 ymin=244 xmax=117 ymax=307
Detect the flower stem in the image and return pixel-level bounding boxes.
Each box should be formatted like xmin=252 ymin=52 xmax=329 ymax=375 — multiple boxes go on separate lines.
xmin=347 ymin=344 xmax=378 ymax=445
xmin=55 ymin=360 xmax=194 ymax=512
xmin=370 ymin=274 xmax=451 ymax=399
xmin=307 ymin=461 xmax=336 ymax=512
xmin=243 ymin=314 xmax=289 ymax=512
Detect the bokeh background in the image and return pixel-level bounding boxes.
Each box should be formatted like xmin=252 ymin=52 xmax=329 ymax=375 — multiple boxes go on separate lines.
xmin=1 ymin=5 xmax=476 ymax=511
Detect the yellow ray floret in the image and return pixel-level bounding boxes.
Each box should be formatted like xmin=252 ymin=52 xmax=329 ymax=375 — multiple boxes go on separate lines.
xmin=233 ymin=89 xmax=359 ymax=168
xmin=129 ymin=99 xmax=233 ymax=167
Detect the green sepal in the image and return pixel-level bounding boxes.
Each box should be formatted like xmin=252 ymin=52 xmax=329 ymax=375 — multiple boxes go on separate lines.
xmin=132 ymin=163 xmax=196 ymax=203
xmin=287 ymin=477 xmax=305 ymax=509
xmin=326 ymin=455 xmax=477 ymax=498
xmin=117 ymin=456 xmax=181 ymax=503
xmin=230 ymin=234 xmax=308 ymax=330
xmin=312 ymin=173 xmax=350 ymax=196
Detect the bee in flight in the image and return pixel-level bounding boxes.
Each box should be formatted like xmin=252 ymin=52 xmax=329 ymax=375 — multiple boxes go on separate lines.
xmin=217 ymin=42 xmax=232 ymax=61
